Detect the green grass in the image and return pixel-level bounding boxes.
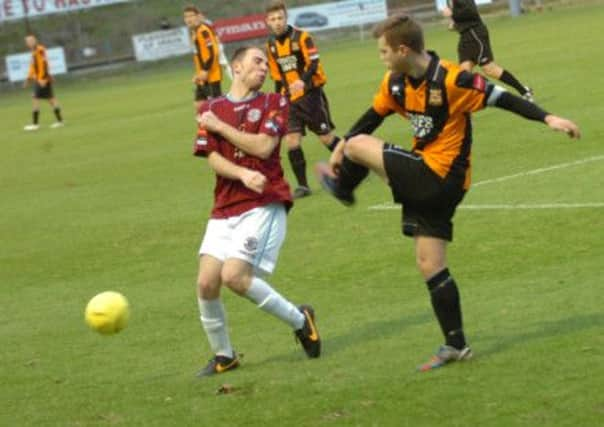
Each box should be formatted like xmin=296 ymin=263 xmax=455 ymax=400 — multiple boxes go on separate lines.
xmin=2 ymin=3 xmax=604 ymax=426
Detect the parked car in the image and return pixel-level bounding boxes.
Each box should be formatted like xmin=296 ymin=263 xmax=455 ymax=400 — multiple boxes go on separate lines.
xmin=294 ymin=12 xmax=329 ymax=28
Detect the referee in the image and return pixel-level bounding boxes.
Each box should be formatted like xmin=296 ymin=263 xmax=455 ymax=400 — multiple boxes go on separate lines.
xmin=443 ymin=0 xmax=534 ymax=101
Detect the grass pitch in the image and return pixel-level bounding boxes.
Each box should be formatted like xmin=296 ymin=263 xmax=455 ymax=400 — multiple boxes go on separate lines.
xmin=1 ymin=3 xmax=603 ymax=426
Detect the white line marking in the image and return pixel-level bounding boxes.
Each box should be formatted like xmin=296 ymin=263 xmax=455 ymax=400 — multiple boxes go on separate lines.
xmin=369 ymin=203 xmax=604 ymax=211
xmin=368 ymin=155 xmax=604 ymax=210
xmin=472 ymin=155 xmax=604 ymax=187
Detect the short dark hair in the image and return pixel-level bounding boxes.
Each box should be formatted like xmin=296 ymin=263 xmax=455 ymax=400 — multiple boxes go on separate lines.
xmin=183 ymin=4 xmax=201 ymax=14
xmin=372 ymin=15 xmax=424 ymax=53
xmin=230 ymin=45 xmax=258 ymax=64
xmin=265 ymin=0 xmax=287 ymax=15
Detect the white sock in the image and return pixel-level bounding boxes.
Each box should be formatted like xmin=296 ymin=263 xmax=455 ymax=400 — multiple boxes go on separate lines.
xmin=198 ymin=298 xmax=234 ymax=358
xmin=245 ymin=277 xmax=305 ymax=330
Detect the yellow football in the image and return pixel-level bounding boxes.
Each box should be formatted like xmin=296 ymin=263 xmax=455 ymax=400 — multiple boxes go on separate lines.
xmin=85 ymin=291 xmax=130 ymax=335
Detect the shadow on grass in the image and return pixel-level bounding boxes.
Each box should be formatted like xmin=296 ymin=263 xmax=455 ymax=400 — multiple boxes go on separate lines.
xmin=474 ymin=312 xmax=604 ymax=357
xmin=323 ymin=311 xmax=433 ymax=355
xmin=251 ymin=311 xmax=433 ymax=367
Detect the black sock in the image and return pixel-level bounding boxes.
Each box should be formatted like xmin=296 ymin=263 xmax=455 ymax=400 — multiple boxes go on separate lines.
xmin=338 ymin=156 xmax=368 ymax=193
xmin=499 ymin=70 xmax=528 ymax=95
xmin=32 ymin=110 xmax=39 ymax=125
xmin=288 ymin=147 xmax=308 ymax=188
xmin=426 ymin=268 xmax=466 ymax=350
xmin=326 ymin=136 xmax=341 ymax=152
xmin=54 ymin=107 xmax=63 ymax=122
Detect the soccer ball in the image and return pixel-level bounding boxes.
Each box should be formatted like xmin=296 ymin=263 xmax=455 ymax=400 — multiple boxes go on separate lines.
xmin=85 ymin=291 xmax=130 ymax=335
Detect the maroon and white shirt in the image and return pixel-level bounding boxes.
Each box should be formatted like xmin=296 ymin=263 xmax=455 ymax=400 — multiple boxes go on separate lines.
xmin=193 ymin=92 xmax=292 ymax=219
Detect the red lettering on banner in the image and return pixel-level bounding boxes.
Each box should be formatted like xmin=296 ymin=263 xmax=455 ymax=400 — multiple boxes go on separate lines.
xmin=55 ymin=0 xmax=66 ymax=7
xmin=69 ymin=0 xmax=79 ymax=6
xmin=213 ymin=14 xmax=268 ymax=43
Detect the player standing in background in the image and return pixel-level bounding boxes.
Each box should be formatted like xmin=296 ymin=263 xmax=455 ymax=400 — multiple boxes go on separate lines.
xmin=191 ymin=8 xmax=233 ymax=81
xmin=265 ymin=0 xmax=342 ymax=199
xmin=317 ymin=15 xmax=579 ymax=371
xmin=442 ymin=0 xmax=534 ymax=101
xmin=183 ymin=5 xmax=223 ymax=111
xmin=192 ymin=46 xmax=321 ymax=377
xmin=23 ymin=34 xmax=64 ymax=131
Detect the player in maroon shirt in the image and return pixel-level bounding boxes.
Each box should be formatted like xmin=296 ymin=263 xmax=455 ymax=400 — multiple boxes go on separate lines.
xmin=192 ymin=46 xmax=321 ymax=377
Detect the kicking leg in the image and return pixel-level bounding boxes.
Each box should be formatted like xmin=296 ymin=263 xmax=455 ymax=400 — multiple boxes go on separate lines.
xmin=316 ymin=134 xmax=387 ymax=205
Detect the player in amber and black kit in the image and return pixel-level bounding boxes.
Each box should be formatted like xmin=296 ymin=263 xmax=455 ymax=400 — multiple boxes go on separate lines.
xmin=23 ymin=34 xmax=64 ymax=131
xmin=317 ymin=15 xmax=580 ymax=371
xmin=443 ymin=0 xmax=534 ymax=101
xmin=184 ymin=5 xmax=223 ymax=111
xmin=265 ymin=0 xmax=342 ymax=199
xmin=192 ymin=46 xmax=321 ymax=378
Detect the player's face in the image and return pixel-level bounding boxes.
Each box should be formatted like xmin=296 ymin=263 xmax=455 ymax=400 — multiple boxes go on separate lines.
xmin=266 ymin=10 xmax=287 ymax=36
xmin=183 ymin=11 xmax=200 ymax=29
xmin=377 ymin=36 xmax=408 ymax=73
xmin=25 ymin=35 xmax=37 ymax=49
xmin=236 ymin=49 xmax=269 ymax=91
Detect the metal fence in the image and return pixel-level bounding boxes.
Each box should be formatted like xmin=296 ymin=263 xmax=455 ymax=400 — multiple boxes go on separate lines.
xmin=0 ymin=0 xmax=549 ymax=84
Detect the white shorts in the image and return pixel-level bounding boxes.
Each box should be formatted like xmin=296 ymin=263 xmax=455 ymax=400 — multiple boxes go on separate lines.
xmin=199 ymin=203 xmax=287 ymax=275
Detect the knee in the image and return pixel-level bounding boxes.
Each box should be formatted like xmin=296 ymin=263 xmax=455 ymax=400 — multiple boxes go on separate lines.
xmin=482 ymin=63 xmax=499 ymax=77
xmin=220 ymin=268 xmax=249 ymax=295
xmin=415 ymin=254 xmax=445 ymax=280
xmin=285 ymin=134 xmax=301 ymax=149
xmin=197 ymin=275 xmax=220 ymax=299
xmin=344 ymin=135 xmax=368 ymax=161
xmin=318 ymin=134 xmax=331 ymax=145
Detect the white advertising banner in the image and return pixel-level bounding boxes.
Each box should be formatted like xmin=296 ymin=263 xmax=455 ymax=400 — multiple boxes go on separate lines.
xmin=288 ymin=0 xmax=388 ymax=32
xmin=132 ymin=27 xmax=192 ymax=62
xmin=435 ymin=0 xmax=492 ymax=11
xmin=0 ymin=0 xmax=130 ymax=22
xmin=5 ymin=47 xmax=67 ymax=82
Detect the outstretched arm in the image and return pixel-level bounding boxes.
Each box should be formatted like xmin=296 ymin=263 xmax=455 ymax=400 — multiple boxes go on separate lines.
xmin=487 ymin=86 xmax=581 ymax=138
xmin=197 ymin=111 xmax=279 ymax=159
xmin=207 ymin=152 xmax=267 ymax=194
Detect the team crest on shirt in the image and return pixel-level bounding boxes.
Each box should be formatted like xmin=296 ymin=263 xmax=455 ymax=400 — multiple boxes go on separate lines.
xmin=428 ymin=88 xmax=443 ymax=106
xmin=243 ymin=237 xmax=258 ymax=253
xmin=291 ymin=42 xmax=299 ymax=51
xmin=247 ymin=108 xmax=262 ymax=122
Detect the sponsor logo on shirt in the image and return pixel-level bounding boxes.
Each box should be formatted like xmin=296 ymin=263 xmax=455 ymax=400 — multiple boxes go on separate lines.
xmin=408 ymin=113 xmax=434 ymax=139
xmin=276 ymin=55 xmax=298 ymax=72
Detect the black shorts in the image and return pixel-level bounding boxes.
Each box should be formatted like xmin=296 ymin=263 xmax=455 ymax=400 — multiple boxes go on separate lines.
xmin=383 ymin=144 xmax=466 ymax=241
xmin=33 ymin=82 xmax=54 ymax=99
xmin=195 ymin=82 xmax=222 ymax=101
xmin=287 ymin=87 xmax=335 ymax=136
xmin=458 ymin=24 xmax=494 ymax=66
